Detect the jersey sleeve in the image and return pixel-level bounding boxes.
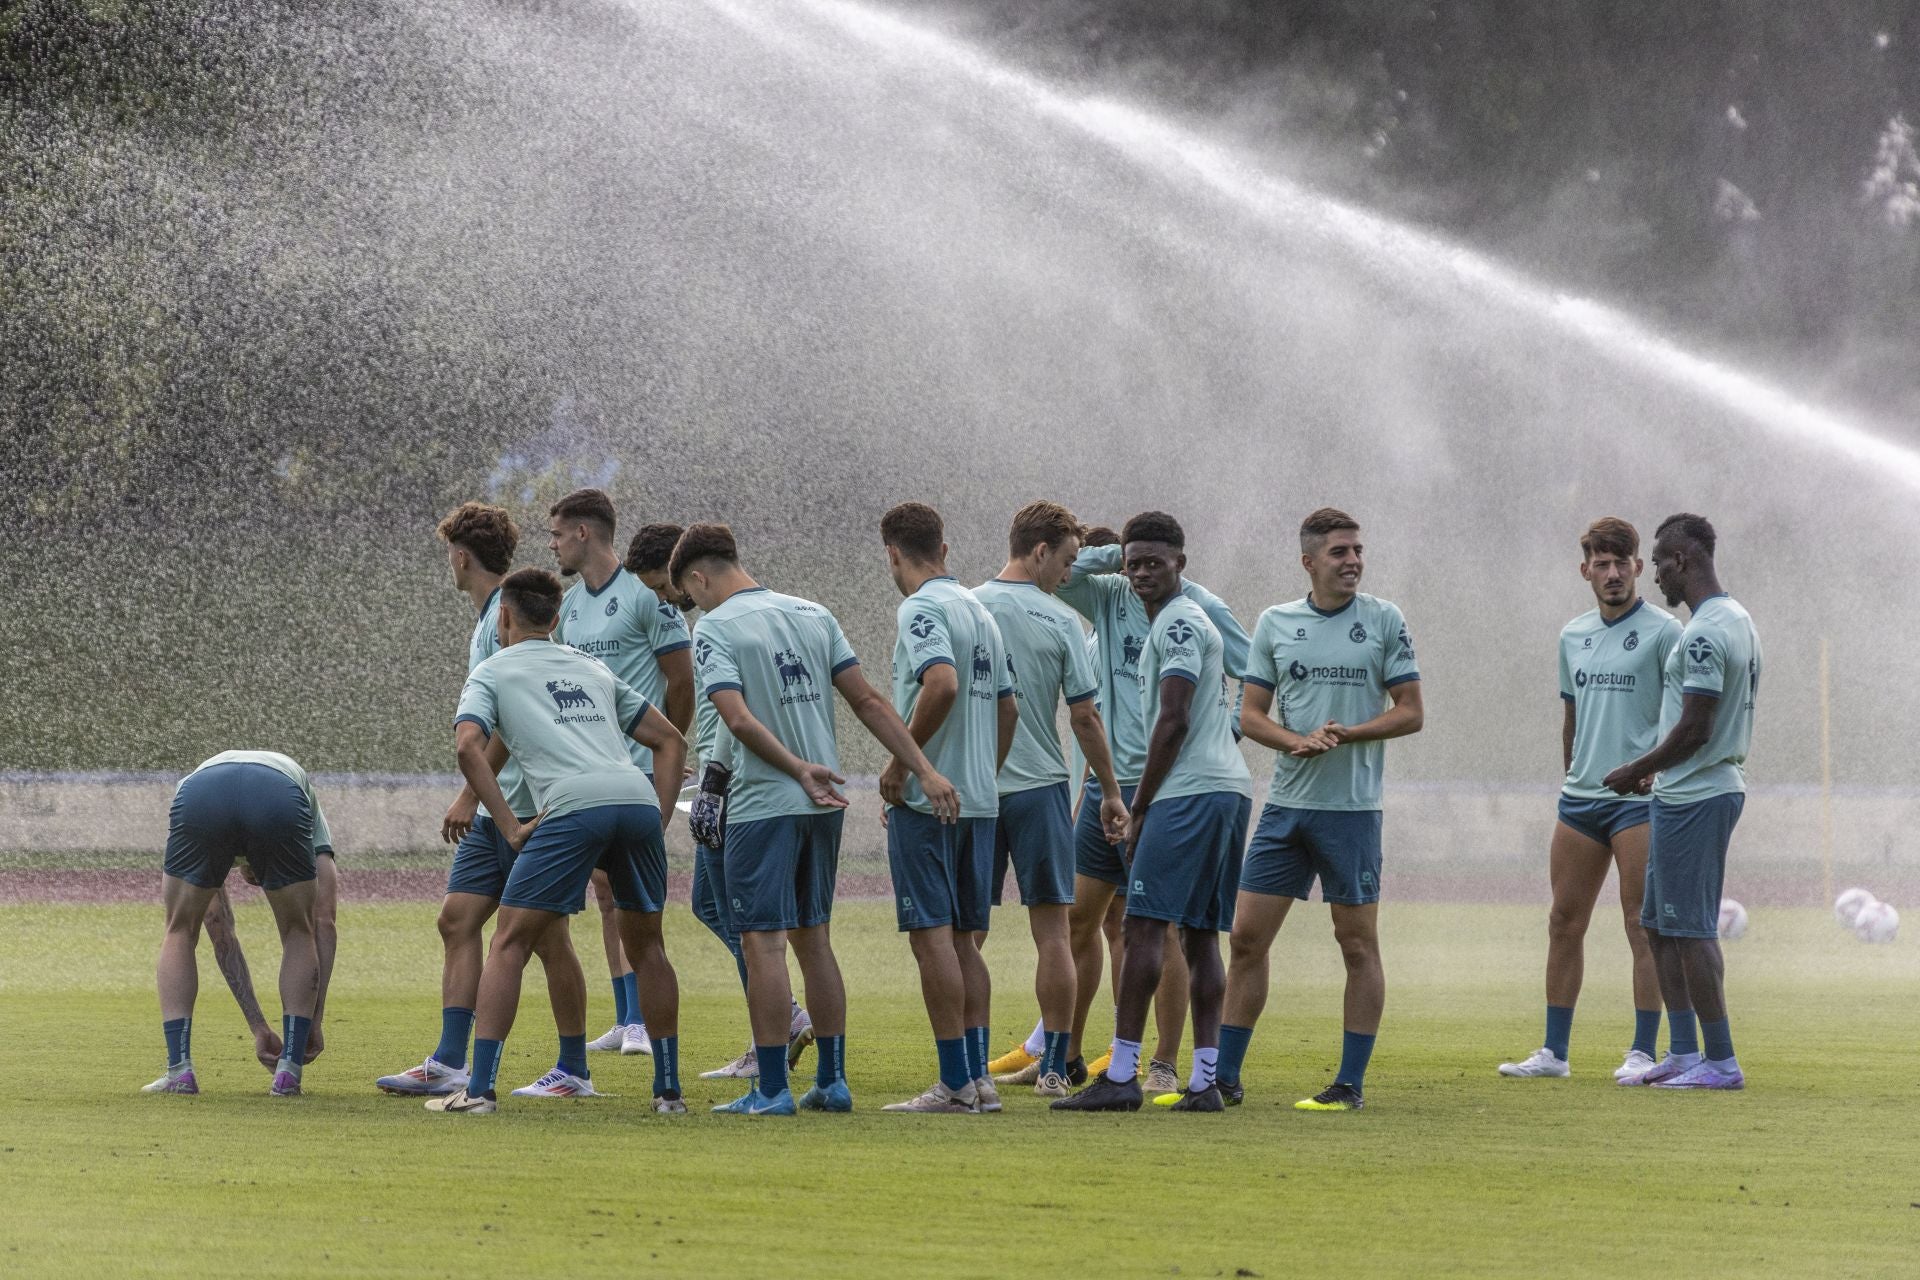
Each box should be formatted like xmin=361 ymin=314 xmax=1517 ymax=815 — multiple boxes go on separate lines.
xmin=1557 ymin=629 xmax=1575 ymax=702
xmin=1055 ymin=544 xmax=1124 ymax=623
xmin=1181 ymin=578 xmax=1249 ymax=679
xmin=454 ymin=667 xmax=499 ymax=737
xmin=644 ymin=596 xmax=692 ymax=658
xmin=612 ymin=674 xmax=653 ymax=736
xmin=698 ymin=621 xmax=744 ymax=696
xmin=1245 ymin=611 xmax=1280 ymax=691
xmin=1382 ymin=603 xmax=1420 ymax=688
xmin=898 ymin=598 xmax=955 ymax=681
xmin=308 ymin=794 xmax=334 ymax=856
xmin=1655 ymin=614 xmax=1684 ymax=670
xmin=825 ymin=610 xmax=859 ymax=676
xmin=1681 ymin=617 xmax=1728 ymax=698
xmin=1062 ymin=615 xmax=1098 ymax=703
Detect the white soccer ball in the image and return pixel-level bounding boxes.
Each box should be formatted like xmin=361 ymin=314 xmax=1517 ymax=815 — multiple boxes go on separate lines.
xmin=1834 ymin=887 xmax=1876 ymax=927
xmin=1854 ymin=901 xmax=1899 ymax=944
xmin=1717 ymin=898 xmax=1749 ymax=941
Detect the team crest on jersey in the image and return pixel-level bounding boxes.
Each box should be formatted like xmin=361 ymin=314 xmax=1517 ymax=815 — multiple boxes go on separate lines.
xmin=1687 ymin=636 xmax=1714 ymax=665
xmin=546 ymin=680 xmax=594 ymax=710
xmin=1121 ymin=634 xmax=1143 ymax=666
xmin=605 ymin=598 xmax=620 ymax=617
xmin=909 ymin=613 xmax=937 ymax=640
xmin=775 ymin=649 xmax=813 ymax=688
xmin=1623 ymin=630 xmax=1639 ymax=651
xmin=1349 ymin=622 xmax=1368 ymax=643
xmin=1166 ymin=620 xmax=1196 ymax=647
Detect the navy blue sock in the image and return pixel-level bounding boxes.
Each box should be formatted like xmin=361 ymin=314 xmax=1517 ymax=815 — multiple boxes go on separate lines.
xmin=1336 ymin=1030 xmax=1376 ymax=1092
xmin=558 ymin=1034 xmax=588 ymax=1079
xmin=1668 ymin=1009 xmax=1699 ymax=1057
xmin=815 ymin=1034 xmax=846 ymax=1087
xmin=281 ymin=1015 xmax=312 ymax=1074
xmin=1632 ymin=1009 xmax=1661 ymax=1058
xmin=471 ymin=1037 xmax=504 ymax=1098
xmin=755 ymin=1044 xmax=789 ymax=1098
xmin=618 ymin=973 xmax=640 ymax=1026
xmin=652 ymin=1035 xmax=680 ymax=1096
xmin=936 ymin=1037 xmax=971 ymax=1092
xmin=965 ymin=1026 xmax=989 ymax=1080
xmin=1217 ymin=1024 xmax=1253 ymax=1084
xmin=433 ymin=1007 xmax=474 ymax=1069
xmin=1042 ymin=1030 xmax=1071 ymax=1078
xmin=1544 ymin=1005 xmax=1574 ymax=1060
xmin=163 ymin=1017 xmax=191 ymax=1069
xmin=1701 ymin=1017 xmax=1735 ymax=1062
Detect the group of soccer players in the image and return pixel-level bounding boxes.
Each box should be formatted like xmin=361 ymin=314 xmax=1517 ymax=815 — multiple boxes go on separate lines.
xmin=147 ymin=493 xmax=1760 ymax=1110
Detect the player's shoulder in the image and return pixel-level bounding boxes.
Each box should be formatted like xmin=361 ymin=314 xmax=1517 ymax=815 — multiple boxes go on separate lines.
xmin=1157 ymin=594 xmax=1212 ymax=632
xmin=1355 ymin=591 xmax=1405 ymax=623
xmin=1559 ymin=606 xmax=1601 ymax=639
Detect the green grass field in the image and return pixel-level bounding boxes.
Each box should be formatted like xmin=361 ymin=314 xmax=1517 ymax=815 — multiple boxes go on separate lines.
xmin=2 ymin=899 xmax=1915 ymax=1278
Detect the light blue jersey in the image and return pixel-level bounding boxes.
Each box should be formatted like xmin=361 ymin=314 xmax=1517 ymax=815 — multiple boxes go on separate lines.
xmin=468 ymin=587 xmax=535 ymax=820
xmin=689 ymin=617 xmax=735 ymax=772
xmin=1140 ymin=598 xmax=1251 ymax=802
xmin=693 ymin=587 xmax=859 ymax=825
xmin=1244 ymin=593 xmax=1419 ymax=811
xmin=1055 ymin=543 xmax=1248 ymax=784
xmin=891 ymin=577 xmax=1012 ymax=818
xmin=455 ymin=639 xmax=656 ymax=820
xmin=1654 ymin=595 xmax=1761 ymax=804
xmin=555 ymin=567 xmax=692 ymax=774
xmin=1559 ymin=599 xmax=1682 ymax=801
xmin=974 ymin=578 xmax=1099 ymax=794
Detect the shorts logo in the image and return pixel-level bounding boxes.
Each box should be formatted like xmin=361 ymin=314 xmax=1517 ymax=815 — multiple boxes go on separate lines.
xmin=1687 ymin=636 xmax=1714 ymax=664
xmin=694 ymin=638 xmax=714 ymax=666
xmin=775 ymin=649 xmax=813 ymax=688
xmin=1663 ymin=902 xmax=1677 ymax=918
xmin=1360 ymin=871 xmax=1377 ymax=891
xmin=900 ymin=895 xmax=913 ymax=909
xmin=1166 ymin=620 xmax=1196 ymax=646
xmin=1349 ymin=623 xmax=1368 ymax=643
xmin=909 ymin=614 xmax=937 ymax=640
xmin=546 ymin=680 xmax=594 ymax=710
xmin=1121 ymin=634 xmax=1143 ymax=666
xmin=971 ymin=645 xmax=993 ymax=682
xmin=731 ymin=897 xmax=742 ymax=912
xmin=1132 ymin=879 xmax=1144 ymax=893
xmin=605 ymin=598 xmax=620 ymax=617
xmin=1288 ymin=659 xmax=1310 ymax=681
xmin=1623 ymin=630 xmax=1639 ymax=651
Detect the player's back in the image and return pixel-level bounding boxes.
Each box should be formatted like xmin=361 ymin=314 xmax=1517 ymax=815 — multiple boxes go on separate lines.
xmin=1655 ymin=595 xmax=1760 ymax=802
xmin=974 ymin=578 xmax=1095 ymax=795
xmin=892 ymin=577 xmax=1009 ymax=817
xmin=1142 ymin=597 xmax=1250 ymax=801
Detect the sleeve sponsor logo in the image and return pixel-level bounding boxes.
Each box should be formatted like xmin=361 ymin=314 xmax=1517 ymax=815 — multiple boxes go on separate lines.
xmin=1397 ymin=627 xmax=1415 ymax=659
xmin=909 ymin=614 xmax=937 ymax=640
xmin=694 ymin=638 xmax=713 ymax=666
xmin=1687 ymin=636 xmax=1715 ymax=665
xmin=1166 ymin=620 xmax=1196 ymax=646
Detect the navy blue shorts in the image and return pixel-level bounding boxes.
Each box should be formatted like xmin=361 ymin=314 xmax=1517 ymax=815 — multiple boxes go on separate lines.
xmin=992 ymin=782 xmax=1074 ymax=907
xmin=1556 ymin=795 xmax=1652 ymax=847
xmin=1074 ymin=778 xmax=1139 ymax=886
xmin=691 ymin=843 xmax=742 ymax=957
xmin=1240 ymin=804 xmax=1383 ymax=906
xmin=1642 ymin=793 xmax=1745 ymax=938
xmin=164 ymin=763 xmax=318 ymax=892
xmin=446 ymin=813 xmax=523 ymax=900
xmin=887 ymin=807 xmax=995 ymax=933
xmin=500 ymin=803 xmax=665 ymax=916
xmin=724 ymin=811 xmax=844 ymax=933
xmin=1125 ymin=792 xmax=1251 ymax=932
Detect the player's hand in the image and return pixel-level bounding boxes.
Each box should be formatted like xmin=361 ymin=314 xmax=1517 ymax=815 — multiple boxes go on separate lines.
xmin=304 ymin=1023 xmax=324 ymax=1063
xmin=1288 ymin=728 xmax=1337 ymax=758
xmin=878 ymin=759 xmax=908 ymax=808
xmin=504 ymin=813 xmax=544 ymax=852
xmin=798 ymin=762 xmax=850 ymax=809
xmin=252 ymin=1024 xmax=284 ymax=1070
xmin=1099 ymin=793 xmax=1130 ymax=846
xmin=919 ymin=770 xmax=960 ymax=824
xmin=1602 ymin=764 xmax=1643 ymax=796
xmin=1123 ymin=805 xmax=1147 ymax=865
xmin=442 ymin=791 xmax=479 ymax=844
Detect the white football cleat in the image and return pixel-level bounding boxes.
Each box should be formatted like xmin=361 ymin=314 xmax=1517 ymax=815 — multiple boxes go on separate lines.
xmin=972 ymin=1077 xmax=1003 ymax=1113
xmin=142 ymin=1066 xmax=198 ymax=1095
xmin=881 ymin=1080 xmax=979 ymax=1113
xmin=1614 ymin=1049 xmax=1658 ymax=1082
xmin=375 ymin=1057 xmax=470 ymax=1096
xmin=586 ymin=1024 xmax=627 ymax=1052
xmin=510 ymin=1068 xmax=601 ymax=1098
xmin=1498 ymin=1048 xmax=1571 ymax=1078
xmin=700 ymin=1049 xmax=759 ymax=1080
xmin=425 ymin=1087 xmax=497 ymax=1114
xmin=620 ymin=1024 xmax=653 ymax=1056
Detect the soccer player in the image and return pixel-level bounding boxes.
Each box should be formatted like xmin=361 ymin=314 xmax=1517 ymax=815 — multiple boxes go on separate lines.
xmin=974 ymin=501 xmax=1128 ymax=1098
xmin=1498 ymin=518 xmax=1680 ymax=1080
xmin=148 ymin=750 xmax=332 ymax=1097
xmin=671 ymin=523 xmax=958 ymax=1115
xmin=1219 ymin=508 xmax=1423 ymax=1113
xmin=202 ymin=852 xmax=340 ymax=1068
xmin=548 ymin=489 xmax=695 ymax=1059
xmin=876 ymin=502 xmax=1018 ymax=1114
xmin=428 ymin=568 xmax=688 ymax=1115
xmin=1054 ymin=512 xmax=1253 ymax=1113
xmin=1045 ymin=519 xmax=1249 ymax=1096
xmin=377 ymin=502 xmax=587 ymax=1099
xmin=1605 ymin=513 xmax=1760 ymax=1091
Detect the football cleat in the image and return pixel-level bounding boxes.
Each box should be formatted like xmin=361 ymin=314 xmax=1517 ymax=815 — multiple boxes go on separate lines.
xmin=1618 ymin=1053 xmax=1697 ymax=1087
xmin=1033 ymin=1071 xmax=1070 ymax=1100
xmin=375 ymin=1057 xmax=468 ymax=1096
xmin=712 ymin=1087 xmax=796 ymax=1116
xmin=798 ymin=1078 xmax=854 ymax=1113
xmin=1050 ymin=1071 xmax=1142 ymax=1113
xmin=620 ymin=1024 xmax=652 ymax=1056
xmin=1217 ymin=1077 xmax=1245 ymax=1106
xmin=1144 ymin=1059 xmax=1181 ymax=1095
xmin=699 ymin=1049 xmax=759 ymax=1080
xmin=787 ymin=1006 xmax=815 ymax=1068
xmin=1652 ymin=1060 xmax=1745 ymax=1091
xmin=510 ymin=1068 xmax=600 ymax=1098
xmin=1614 ymin=1049 xmax=1658 ymax=1082
xmin=1085 ymin=1050 xmax=1112 ymax=1078
xmin=142 ymin=1067 xmax=198 ymax=1095
xmin=1169 ymin=1084 xmax=1225 ymax=1112
xmin=1498 ymin=1048 xmax=1571 ymax=1078
xmin=881 ymin=1081 xmax=979 ymax=1114
xmin=987 ymin=1045 xmax=1039 ymax=1079
xmin=586 ymin=1024 xmax=628 ymax=1052
xmin=651 ymin=1090 xmax=689 ymax=1114
xmin=269 ymin=1069 xmax=302 ymax=1097
xmin=425 ymin=1087 xmax=496 ymax=1114
xmin=1295 ymin=1082 xmax=1364 ymax=1111
xmin=972 ymin=1077 xmax=1003 ymax=1113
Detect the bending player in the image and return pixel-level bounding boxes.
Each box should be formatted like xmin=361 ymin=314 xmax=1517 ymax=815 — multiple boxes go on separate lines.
xmin=1219 ymin=508 xmax=1422 ymax=1113
xmin=549 ymin=489 xmax=695 ymax=1060
xmin=673 ymin=523 xmax=958 ymax=1116
xmin=1606 ymin=514 xmax=1760 ymax=1091
xmin=975 ymin=502 xmax=1127 ymax=1099
xmin=378 ymin=502 xmax=587 ymax=1098
xmin=148 ymin=751 xmax=333 ymax=1097
xmin=202 ymin=851 xmax=340 ymax=1068
xmin=877 ymin=503 xmax=1017 ymax=1114
xmin=1499 ymin=518 xmax=1679 ymax=1080
xmin=428 ymin=568 xmax=688 ymax=1114
xmin=1054 ymin=512 xmax=1252 ymax=1113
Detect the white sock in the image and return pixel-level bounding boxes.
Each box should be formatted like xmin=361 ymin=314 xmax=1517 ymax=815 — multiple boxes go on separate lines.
xmin=1189 ymin=1046 xmax=1218 ymax=1093
xmin=1108 ymin=1039 xmax=1142 ymax=1083
xmin=1023 ymin=1018 xmax=1046 ymax=1057
xmin=1673 ymin=1050 xmax=1703 ymax=1066
xmin=1708 ymin=1055 xmax=1739 ymax=1072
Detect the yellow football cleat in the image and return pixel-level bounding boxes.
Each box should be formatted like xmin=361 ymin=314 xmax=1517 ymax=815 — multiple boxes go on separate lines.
xmin=1086 ymin=1050 xmax=1112 ymax=1077
xmin=987 ymin=1045 xmax=1038 ymax=1079
xmin=1150 ymin=1091 xmax=1182 ymax=1107
xmin=1294 ymin=1083 xmax=1364 ymax=1111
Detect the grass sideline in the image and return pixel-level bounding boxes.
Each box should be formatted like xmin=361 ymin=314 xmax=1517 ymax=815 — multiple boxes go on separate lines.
xmin=1 ymin=900 xmax=1915 ymax=1278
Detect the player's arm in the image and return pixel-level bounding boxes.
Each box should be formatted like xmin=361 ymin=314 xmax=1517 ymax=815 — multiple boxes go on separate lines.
xmin=441 ymin=734 xmax=508 ymax=844
xmin=657 ymin=646 xmax=696 ymax=736
xmin=1239 ymin=682 xmax=1336 ymax=758
xmin=1126 ymin=674 xmax=1194 ymax=858
xmin=1604 ymin=693 xmax=1718 ymax=795
xmin=710 ymin=688 xmax=850 ymax=809
xmin=1180 ymin=578 xmax=1250 ymax=679
xmin=454 ymin=720 xmax=535 ymax=849
xmin=628 ymin=701 xmax=689 ymax=820
xmin=1328 ymin=679 xmax=1424 ymax=745
xmin=832 ymin=664 xmax=959 ymax=821
xmin=1562 ymin=697 xmax=1576 ymax=773
xmin=1068 ymin=700 xmax=1129 ymax=843
xmin=203 ymin=886 xmax=283 ymax=1069
xmin=995 ymin=689 xmax=1018 ymax=773
xmin=1053 ymin=543 xmax=1123 ymax=622
xmin=877 ymin=660 xmax=957 ymax=807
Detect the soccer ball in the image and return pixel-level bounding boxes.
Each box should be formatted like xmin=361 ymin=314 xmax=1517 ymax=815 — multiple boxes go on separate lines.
xmin=1854 ymin=901 xmax=1899 ymax=944
xmin=1834 ymin=887 xmax=1876 ymax=927
xmin=1716 ymin=899 xmax=1748 ymax=941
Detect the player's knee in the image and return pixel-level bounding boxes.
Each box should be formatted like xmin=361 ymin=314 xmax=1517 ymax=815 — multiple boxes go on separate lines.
xmin=1333 ymin=929 xmax=1378 ymax=969
xmin=1547 ymin=903 xmax=1589 ymax=940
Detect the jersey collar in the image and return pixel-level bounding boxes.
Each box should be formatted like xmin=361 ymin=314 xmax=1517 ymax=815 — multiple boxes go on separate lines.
xmin=1305 ymin=594 xmax=1356 ymax=618
xmin=1601 ymin=598 xmax=1645 ymax=627
xmin=583 ymin=566 xmax=623 ymax=598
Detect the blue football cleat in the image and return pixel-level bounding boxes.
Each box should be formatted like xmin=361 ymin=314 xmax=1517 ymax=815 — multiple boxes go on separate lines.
xmin=797 ymin=1078 xmax=853 ymax=1112
xmin=711 ymin=1086 xmax=796 ymax=1116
